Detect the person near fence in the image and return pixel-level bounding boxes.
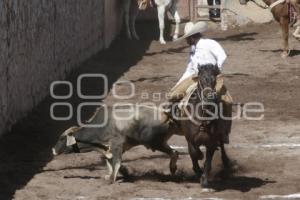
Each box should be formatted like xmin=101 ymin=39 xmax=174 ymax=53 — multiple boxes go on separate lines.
xmin=207 ymin=0 xmax=220 ymax=18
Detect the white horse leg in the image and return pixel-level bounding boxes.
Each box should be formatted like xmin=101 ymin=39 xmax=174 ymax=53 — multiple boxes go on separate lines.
xmin=293 ymin=26 xmax=300 ymax=39
xmin=157 ymin=5 xmax=167 ymax=44
xmin=173 ymin=11 xmax=180 ymax=40
xmin=130 ymin=1 xmax=140 ymax=40
xmin=169 ymin=1 xmax=180 ymax=40
xmin=123 ymin=0 xmax=132 ymax=39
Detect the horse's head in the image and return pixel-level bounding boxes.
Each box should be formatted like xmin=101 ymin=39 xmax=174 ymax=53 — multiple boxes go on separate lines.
xmin=197 ymin=64 xmax=220 ymax=102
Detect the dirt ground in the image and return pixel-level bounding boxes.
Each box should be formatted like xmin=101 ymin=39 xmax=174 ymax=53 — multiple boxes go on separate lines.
xmin=0 ymin=22 xmax=300 ymax=200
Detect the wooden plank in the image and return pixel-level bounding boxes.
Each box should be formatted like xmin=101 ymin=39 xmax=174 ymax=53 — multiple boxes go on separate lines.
xmin=195 ymin=5 xmax=221 ymax=9
xmin=194 ymin=17 xmax=221 ymax=21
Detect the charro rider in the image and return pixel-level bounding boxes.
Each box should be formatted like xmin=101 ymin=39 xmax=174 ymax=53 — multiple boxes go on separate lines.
xmin=167 ymin=21 xmax=232 ymax=144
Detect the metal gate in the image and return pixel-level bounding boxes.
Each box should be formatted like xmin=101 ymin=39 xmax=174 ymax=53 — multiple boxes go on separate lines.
xmin=189 ymin=0 xmax=227 ymax=30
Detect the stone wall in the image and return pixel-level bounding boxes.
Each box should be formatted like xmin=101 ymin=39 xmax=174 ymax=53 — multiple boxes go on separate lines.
xmin=0 ymin=0 xmax=122 ymax=136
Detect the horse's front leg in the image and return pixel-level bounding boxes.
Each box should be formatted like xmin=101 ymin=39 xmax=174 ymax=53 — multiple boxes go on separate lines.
xmin=157 ymin=5 xmax=167 ymax=44
xmin=220 ymin=141 xmax=233 ymax=169
xmin=169 ymin=1 xmax=181 ymax=40
xmin=280 ymin=17 xmax=290 ymax=58
xmin=201 ymin=146 xmax=215 ymax=187
xmin=187 ymin=142 xmax=203 ymax=177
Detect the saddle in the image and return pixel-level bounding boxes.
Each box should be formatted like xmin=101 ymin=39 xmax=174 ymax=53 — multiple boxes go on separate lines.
xmin=137 ymin=0 xmax=153 ymax=10
xmin=178 ymin=82 xmax=198 ymax=113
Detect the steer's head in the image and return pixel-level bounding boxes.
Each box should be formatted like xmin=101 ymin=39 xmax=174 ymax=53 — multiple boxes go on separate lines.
xmin=52 ymin=126 xmax=81 ymax=156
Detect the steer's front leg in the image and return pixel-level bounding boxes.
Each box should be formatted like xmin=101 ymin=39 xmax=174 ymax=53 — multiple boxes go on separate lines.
xmin=156 ymin=144 xmax=179 ymax=175
xmin=108 ymin=142 xmax=123 ymax=184
xmin=104 ymin=159 xmax=113 ymax=181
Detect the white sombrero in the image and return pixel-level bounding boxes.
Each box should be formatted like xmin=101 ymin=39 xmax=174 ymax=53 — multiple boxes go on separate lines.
xmin=175 ymin=21 xmax=208 ymax=42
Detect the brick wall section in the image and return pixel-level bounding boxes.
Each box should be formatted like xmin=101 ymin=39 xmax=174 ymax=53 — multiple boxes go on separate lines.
xmin=0 ymin=0 xmax=122 ymax=136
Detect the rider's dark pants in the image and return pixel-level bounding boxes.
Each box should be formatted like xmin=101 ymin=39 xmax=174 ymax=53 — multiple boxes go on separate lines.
xmin=207 ymin=0 xmax=220 ymax=18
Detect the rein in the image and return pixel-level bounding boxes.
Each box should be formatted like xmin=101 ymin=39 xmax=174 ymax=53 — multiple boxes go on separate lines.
xmin=195 ymin=77 xmax=216 ymax=125
xmin=194 ymin=80 xmax=215 ymax=134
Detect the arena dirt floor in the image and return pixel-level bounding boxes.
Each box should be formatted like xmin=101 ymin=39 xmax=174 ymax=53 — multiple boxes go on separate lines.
xmin=0 ymin=21 xmax=300 ymax=200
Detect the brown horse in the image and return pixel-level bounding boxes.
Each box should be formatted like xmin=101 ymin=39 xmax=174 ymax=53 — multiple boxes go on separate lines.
xmin=178 ymin=64 xmax=234 ymax=187
xmin=240 ymin=0 xmax=300 ymax=58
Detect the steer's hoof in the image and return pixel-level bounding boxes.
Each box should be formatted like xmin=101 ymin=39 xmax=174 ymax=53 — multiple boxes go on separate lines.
xmin=119 ymin=165 xmax=129 ymax=177
xmin=170 ymin=151 xmax=179 ymax=175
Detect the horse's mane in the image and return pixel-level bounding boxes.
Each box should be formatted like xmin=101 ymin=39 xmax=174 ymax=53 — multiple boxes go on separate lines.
xmin=197 ymin=64 xmax=220 ymax=76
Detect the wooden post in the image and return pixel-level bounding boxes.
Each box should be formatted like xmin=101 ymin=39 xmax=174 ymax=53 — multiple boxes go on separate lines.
xmin=221 ymin=0 xmax=228 ymax=30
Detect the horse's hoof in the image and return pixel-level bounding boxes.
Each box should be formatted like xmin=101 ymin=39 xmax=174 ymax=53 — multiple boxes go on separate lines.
xmin=281 ymin=52 xmax=289 ymax=58
xmin=170 ymin=165 xmax=177 ymax=175
xmin=223 ymin=160 xmax=238 ymax=175
xmin=160 ymin=39 xmax=166 ymax=44
xmin=200 ymin=176 xmax=209 ymax=188
xmin=104 ymin=174 xmax=111 ymax=181
xmin=173 ymin=35 xmax=178 ymax=40
xmin=230 ymin=160 xmax=239 ymax=171
xmin=194 ymin=169 xmax=203 ymax=178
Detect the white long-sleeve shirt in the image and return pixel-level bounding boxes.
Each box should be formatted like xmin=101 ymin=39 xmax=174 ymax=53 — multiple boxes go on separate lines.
xmin=176 ymin=39 xmax=227 ymax=85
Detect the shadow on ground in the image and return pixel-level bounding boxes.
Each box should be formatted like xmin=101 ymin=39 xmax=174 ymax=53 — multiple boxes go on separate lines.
xmin=214 ymin=32 xmax=258 ymax=41
xmin=120 ymin=168 xmax=274 ymax=193
xmin=259 ymin=49 xmax=300 ymax=57
xmin=210 ymin=176 xmax=275 ymax=192
xmin=0 ymin=22 xmax=158 ymax=200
